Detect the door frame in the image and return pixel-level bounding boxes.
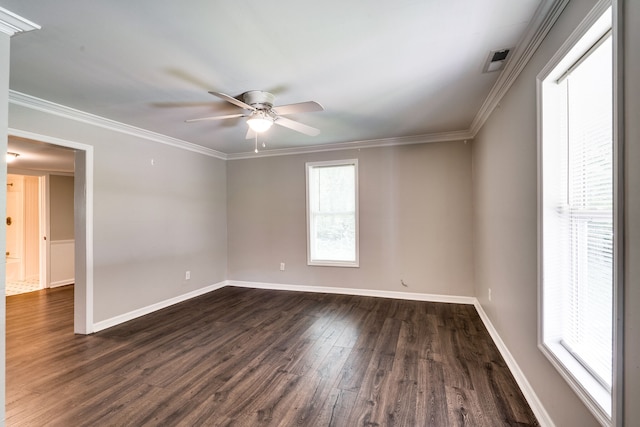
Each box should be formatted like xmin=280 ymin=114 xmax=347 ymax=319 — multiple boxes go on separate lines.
xmin=39 ymin=174 xmax=47 ymax=290
xmin=8 ymin=128 xmax=94 ymax=335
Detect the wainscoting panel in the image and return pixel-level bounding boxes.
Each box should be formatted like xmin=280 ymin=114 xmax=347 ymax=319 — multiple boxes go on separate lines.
xmin=50 ymin=239 xmax=74 ymax=287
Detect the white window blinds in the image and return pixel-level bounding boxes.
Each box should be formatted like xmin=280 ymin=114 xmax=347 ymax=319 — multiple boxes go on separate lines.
xmin=559 ymin=33 xmax=613 ymax=389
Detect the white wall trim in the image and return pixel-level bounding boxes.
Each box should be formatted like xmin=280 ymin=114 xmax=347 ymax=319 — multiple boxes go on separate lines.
xmin=474 ymin=301 xmax=555 ymax=427
xmin=227 ymin=280 xmax=476 ymax=305
xmin=50 ymin=239 xmax=75 ymax=243
xmin=9 ymin=87 xmax=475 ymax=161
xmin=9 ymin=87 xmax=474 ymax=161
xmin=49 ymin=279 xmax=74 ymax=288
xmin=92 ymin=279 xmax=475 ymax=332
xmin=9 ymin=91 xmax=227 ymax=160
xmin=611 ymin=0 xmax=625 ymax=424
xmin=536 ymin=1 xmax=612 ymax=81
xmin=0 ymin=7 xmax=40 ymax=36
xmin=227 ymin=131 xmax=474 ymax=160
xmin=9 ymin=129 xmax=96 ymax=160
xmin=82 ymin=141 xmax=94 ymax=335
xmin=92 ymin=281 xmax=227 ymax=333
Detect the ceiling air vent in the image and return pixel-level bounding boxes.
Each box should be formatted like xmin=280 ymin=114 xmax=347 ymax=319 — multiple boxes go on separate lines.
xmin=483 ymin=48 xmax=511 ymax=73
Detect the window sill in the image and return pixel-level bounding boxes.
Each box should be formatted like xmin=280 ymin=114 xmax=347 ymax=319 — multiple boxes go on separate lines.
xmin=307 ymin=260 xmax=359 ymax=268
xmin=539 ymin=341 xmax=611 ymax=426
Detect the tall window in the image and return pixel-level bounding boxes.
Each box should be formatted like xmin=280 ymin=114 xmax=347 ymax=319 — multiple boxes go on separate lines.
xmin=538 ymin=5 xmax=613 ymax=425
xmin=306 ymin=159 xmax=359 ymax=267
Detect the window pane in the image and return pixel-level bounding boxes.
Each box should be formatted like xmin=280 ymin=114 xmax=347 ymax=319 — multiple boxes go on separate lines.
xmin=307 ymin=161 xmax=358 ymax=265
xmin=312 ymin=213 xmax=356 ymax=261
xmin=315 ymin=165 xmax=355 ymax=213
xmin=563 ymin=34 xmax=613 ymax=388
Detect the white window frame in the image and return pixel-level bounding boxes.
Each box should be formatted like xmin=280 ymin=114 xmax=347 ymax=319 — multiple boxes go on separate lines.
xmin=536 ymin=2 xmax=622 ymax=426
xmin=306 ymin=159 xmax=359 ymax=267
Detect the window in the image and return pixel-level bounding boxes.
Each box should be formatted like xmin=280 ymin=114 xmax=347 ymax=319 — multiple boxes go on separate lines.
xmin=306 ymin=159 xmax=359 ymax=267
xmin=538 ymin=5 xmax=614 ymax=425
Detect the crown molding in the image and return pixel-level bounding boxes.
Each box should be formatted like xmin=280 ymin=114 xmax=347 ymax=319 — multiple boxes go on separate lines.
xmin=226 ymin=130 xmax=474 ymax=160
xmin=9 ymin=90 xmax=228 ymax=160
xmin=9 ymin=89 xmax=471 ymax=161
xmin=469 ymin=0 xmax=570 ymax=136
xmin=0 ymin=7 xmax=40 ymax=36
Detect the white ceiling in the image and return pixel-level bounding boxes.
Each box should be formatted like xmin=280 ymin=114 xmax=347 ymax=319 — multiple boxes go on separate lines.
xmin=5 ymin=0 xmax=545 ymax=156
xmin=7 ymin=136 xmax=75 ymax=173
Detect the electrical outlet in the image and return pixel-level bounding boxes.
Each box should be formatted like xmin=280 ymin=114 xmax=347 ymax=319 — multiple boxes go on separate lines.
xmin=185 ymin=271 xmax=191 ymax=280
xmin=488 ymin=288 xmax=492 ymax=301
xmin=280 ymin=262 xmax=285 ymax=271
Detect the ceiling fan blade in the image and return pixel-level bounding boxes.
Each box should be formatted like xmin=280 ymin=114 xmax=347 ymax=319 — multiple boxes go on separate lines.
xmin=209 ymin=91 xmax=256 ymax=111
xmin=274 ymin=116 xmax=320 ymax=136
xmin=185 ymin=113 xmax=246 ymax=123
xmin=245 ymin=128 xmax=257 ymax=140
xmin=273 ymin=101 xmax=324 ymax=115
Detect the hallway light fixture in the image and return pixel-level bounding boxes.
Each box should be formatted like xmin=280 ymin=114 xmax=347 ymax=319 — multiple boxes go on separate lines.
xmin=6 ymin=152 xmax=19 ymax=163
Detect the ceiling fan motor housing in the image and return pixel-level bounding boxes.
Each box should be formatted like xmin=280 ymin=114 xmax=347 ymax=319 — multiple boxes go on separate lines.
xmin=243 ymin=90 xmax=275 ymax=110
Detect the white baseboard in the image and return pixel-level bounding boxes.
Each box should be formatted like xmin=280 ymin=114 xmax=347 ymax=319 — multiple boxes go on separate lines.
xmin=92 ymin=280 xmax=473 ymax=333
xmin=227 ymin=280 xmax=476 ymax=305
xmin=92 ymin=281 xmax=227 ymax=332
xmin=50 ymin=279 xmax=74 ymax=288
xmin=473 ymin=301 xmax=555 ymax=427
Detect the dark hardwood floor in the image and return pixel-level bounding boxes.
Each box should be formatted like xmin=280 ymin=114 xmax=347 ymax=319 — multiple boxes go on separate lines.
xmin=6 ymin=285 xmax=538 ymax=426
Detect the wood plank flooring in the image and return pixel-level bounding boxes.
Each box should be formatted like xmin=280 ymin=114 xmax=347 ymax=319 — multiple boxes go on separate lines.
xmin=6 ymin=285 xmax=539 ymax=426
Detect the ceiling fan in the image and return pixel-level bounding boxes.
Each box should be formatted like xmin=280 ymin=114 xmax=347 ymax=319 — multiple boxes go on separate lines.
xmin=186 ymin=90 xmax=324 ymax=139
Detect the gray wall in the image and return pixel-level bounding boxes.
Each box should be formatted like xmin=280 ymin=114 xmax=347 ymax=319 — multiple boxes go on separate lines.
xmin=472 ymin=0 xmax=639 ymax=425
xmin=227 ymin=142 xmax=474 ymax=297
xmin=50 ymin=174 xmax=74 ymax=241
xmin=8 ymin=104 xmax=228 ymax=323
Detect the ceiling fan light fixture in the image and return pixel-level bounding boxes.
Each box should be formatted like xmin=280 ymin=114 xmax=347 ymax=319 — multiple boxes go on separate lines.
xmin=247 ymin=111 xmax=274 ymax=133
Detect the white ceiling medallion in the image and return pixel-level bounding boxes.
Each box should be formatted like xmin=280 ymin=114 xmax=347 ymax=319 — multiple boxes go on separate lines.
xmin=0 ymin=7 xmax=41 ymax=37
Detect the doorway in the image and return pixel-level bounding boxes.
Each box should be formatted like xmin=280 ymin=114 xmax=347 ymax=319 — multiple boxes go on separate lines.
xmin=5 ymin=174 xmax=43 ymax=295
xmin=7 ymin=131 xmax=93 ymax=334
